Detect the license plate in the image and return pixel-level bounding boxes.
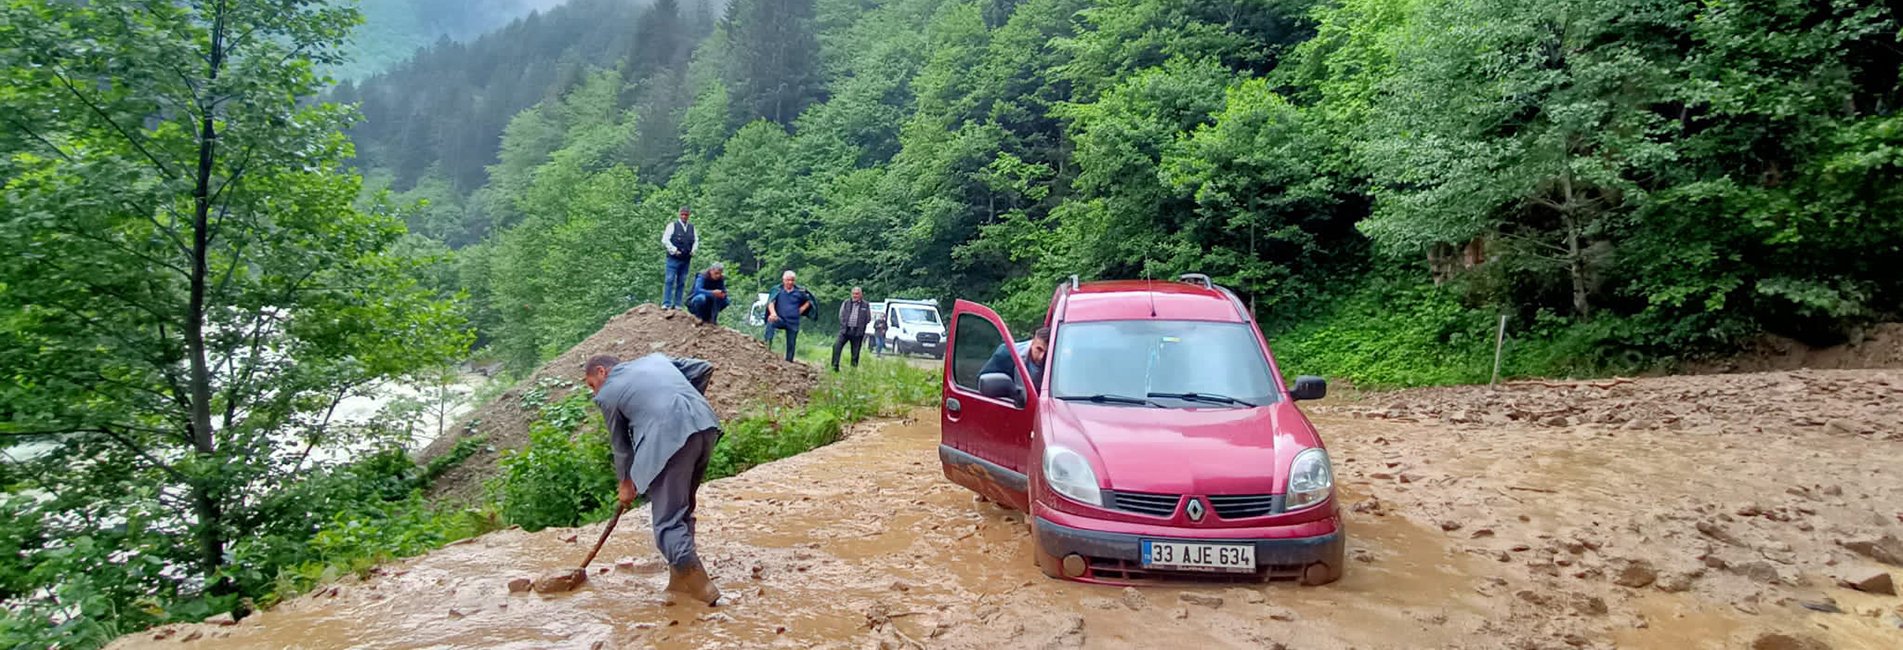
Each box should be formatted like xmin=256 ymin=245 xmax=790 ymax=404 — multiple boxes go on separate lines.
xmin=920 ymin=342 xmax=936 ymax=347
xmin=1141 ymin=540 xmax=1255 ymax=572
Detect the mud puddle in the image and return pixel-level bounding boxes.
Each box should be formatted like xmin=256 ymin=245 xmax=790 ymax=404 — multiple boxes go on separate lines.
xmin=119 ymin=370 xmax=1903 ymax=649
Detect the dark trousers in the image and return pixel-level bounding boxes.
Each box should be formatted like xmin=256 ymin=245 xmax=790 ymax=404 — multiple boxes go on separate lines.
xmin=871 ymin=334 xmax=886 ymax=356
xmin=662 ymin=256 xmax=691 ymax=308
xmin=832 ymin=332 xmax=865 ymax=371
xmin=647 ymin=428 xmax=720 ymax=569
xmin=763 ymin=320 xmax=798 ymax=361
xmin=685 ymin=293 xmax=728 ymax=324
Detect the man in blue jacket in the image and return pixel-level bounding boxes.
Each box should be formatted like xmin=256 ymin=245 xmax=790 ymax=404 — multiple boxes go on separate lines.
xmin=980 ymin=326 xmax=1049 ymax=390
xmin=763 ymin=270 xmax=813 ymax=362
xmin=684 ymin=263 xmax=728 ymax=325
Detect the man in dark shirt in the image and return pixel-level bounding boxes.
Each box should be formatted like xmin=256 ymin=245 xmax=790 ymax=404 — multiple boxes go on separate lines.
xmin=684 ymin=263 xmax=729 ymax=325
xmin=832 ymin=287 xmax=872 ymax=372
xmin=763 ymin=270 xmax=813 ymax=362
xmin=980 ymin=326 xmax=1049 ymax=390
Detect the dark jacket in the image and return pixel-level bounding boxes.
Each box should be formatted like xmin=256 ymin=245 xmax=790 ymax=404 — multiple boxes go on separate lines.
xmin=873 ymin=317 xmax=888 ymax=336
xmin=838 ymin=299 xmax=871 ymax=336
xmin=979 ymin=342 xmax=1044 ymax=389
xmin=691 ymin=272 xmax=726 ymax=302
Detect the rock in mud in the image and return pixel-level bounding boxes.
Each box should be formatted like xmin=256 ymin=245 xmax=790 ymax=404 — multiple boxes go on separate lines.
xmin=181 ymin=630 xmax=204 ymax=642
xmin=1839 ymin=569 xmax=1896 ymax=595
xmin=1439 ymin=520 xmax=1463 ymax=532
xmin=1733 ymin=561 xmax=1784 ymax=585
xmin=1264 ymin=606 xmax=1298 ymax=622
xmin=1120 ymin=587 xmax=1147 ymax=610
xmin=1572 ymin=595 xmax=1609 ymax=616
xmin=151 ymin=627 xmax=177 ymax=640
xmin=204 ymin=612 xmax=237 ymax=626
xmin=1750 ymin=632 xmax=1830 ymax=650
xmin=506 ymin=577 xmax=532 ymax=593
xmin=1180 ymin=592 xmax=1224 ymax=609
xmin=1169 ymin=607 xmax=1189 ymax=620
xmin=1654 ymin=570 xmax=1699 ymax=593
xmin=1612 ymin=559 xmax=1658 ymax=588
xmin=1082 ymin=597 xmax=1117 ymax=610
xmin=1696 ymin=520 xmax=1743 ymax=546
xmin=1042 ymin=614 xmax=1087 ymax=649
xmin=1843 ymin=535 xmax=1903 ymax=566
xmin=532 ymin=569 xmax=587 ymax=593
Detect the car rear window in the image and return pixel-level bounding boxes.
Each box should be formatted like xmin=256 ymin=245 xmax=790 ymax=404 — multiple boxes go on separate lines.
xmin=1049 ymin=320 xmax=1278 ymax=407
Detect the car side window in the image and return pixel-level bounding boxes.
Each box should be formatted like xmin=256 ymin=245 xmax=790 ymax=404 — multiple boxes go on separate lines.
xmin=951 ymin=313 xmax=1005 ymax=392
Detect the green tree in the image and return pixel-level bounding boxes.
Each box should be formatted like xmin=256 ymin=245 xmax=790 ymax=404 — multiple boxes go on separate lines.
xmin=0 ymin=0 xmax=467 ymax=634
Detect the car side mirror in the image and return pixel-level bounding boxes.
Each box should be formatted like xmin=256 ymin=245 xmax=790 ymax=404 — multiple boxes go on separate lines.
xmin=978 ymin=372 xmax=1016 ymax=399
xmin=1291 ymin=375 xmax=1327 ymax=401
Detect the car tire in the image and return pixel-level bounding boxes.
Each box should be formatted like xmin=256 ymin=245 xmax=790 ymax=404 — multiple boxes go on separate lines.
xmin=1301 ymin=525 xmax=1347 ymax=586
xmin=1029 ymin=522 xmax=1065 ymax=579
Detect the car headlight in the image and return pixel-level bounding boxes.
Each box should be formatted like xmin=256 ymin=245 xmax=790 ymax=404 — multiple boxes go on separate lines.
xmin=1042 ymin=446 xmax=1103 ymax=506
xmin=1286 ymin=448 xmax=1333 ymax=510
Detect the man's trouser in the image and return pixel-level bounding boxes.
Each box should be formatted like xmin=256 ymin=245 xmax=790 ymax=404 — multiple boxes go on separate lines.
xmin=832 ymin=332 xmax=864 ymax=371
xmin=871 ymin=334 xmax=885 ymax=355
xmin=763 ymin=320 xmax=798 ymax=361
xmin=647 ymin=427 xmax=720 ymax=570
xmin=685 ymin=293 xmax=728 ymax=323
xmin=662 ymin=257 xmax=691 ymax=308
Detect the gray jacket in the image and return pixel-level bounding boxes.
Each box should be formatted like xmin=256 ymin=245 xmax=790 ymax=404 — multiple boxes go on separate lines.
xmin=593 ymin=353 xmax=720 ymax=494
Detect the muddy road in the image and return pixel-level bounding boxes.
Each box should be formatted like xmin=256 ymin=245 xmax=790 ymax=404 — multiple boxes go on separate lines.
xmin=120 ymin=370 xmax=1903 ymax=649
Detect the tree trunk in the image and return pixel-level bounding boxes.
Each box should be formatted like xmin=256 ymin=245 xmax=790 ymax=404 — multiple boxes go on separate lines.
xmin=186 ymin=3 xmax=229 ymax=587
xmin=1557 ymin=168 xmax=1590 ymax=318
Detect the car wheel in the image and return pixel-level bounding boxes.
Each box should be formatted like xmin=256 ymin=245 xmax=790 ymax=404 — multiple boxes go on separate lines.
xmin=1029 ymin=522 xmax=1064 ymax=579
xmin=1301 ymin=528 xmax=1347 ymax=586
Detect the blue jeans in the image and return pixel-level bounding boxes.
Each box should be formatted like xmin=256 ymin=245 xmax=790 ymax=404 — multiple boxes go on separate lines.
xmin=685 ymin=293 xmax=728 ymax=324
xmin=662 ymin=257 xmax=691 ymax=308
xmin=871 ymin=334 xmax=886 ymax=355
xmin=763 ymin=320 xmax=799 ymax=361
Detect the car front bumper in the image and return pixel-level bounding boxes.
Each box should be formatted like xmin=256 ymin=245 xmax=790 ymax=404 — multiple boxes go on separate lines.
xmin=1032 ymin=513 xmax=1344 ymax=584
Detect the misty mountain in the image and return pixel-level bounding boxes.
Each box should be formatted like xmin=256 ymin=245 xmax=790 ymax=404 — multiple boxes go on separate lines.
xmin=333 ymin=0 xmax=574 ymax=81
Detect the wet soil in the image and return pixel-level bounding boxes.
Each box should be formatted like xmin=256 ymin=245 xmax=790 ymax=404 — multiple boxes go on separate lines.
xmin=119 ymin=370 xmax=1902 ymax=649
xmin=419 ymin=305 xmax=819 ymax=502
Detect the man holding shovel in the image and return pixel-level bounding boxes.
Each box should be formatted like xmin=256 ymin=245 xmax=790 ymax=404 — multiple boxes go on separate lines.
xmin=583 ymin=353 xmax=722 ymax=605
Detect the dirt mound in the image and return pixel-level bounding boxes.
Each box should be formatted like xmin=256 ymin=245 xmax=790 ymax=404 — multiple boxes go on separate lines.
xmin=1688 ymin=323 xmax=1903 ymax=374
xmin=1318 ymin=369 xmax=1902 ymax=441
xmin=418 ymin=304 xmax=819 ymax=501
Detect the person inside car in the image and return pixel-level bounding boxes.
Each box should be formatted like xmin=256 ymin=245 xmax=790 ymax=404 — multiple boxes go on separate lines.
xmin=980 ymin=326 xmax=1049 ymax=389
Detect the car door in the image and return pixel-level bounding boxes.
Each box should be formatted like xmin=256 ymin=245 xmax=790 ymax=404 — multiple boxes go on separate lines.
xmin=940 ymin=300 xmax=1036 ymax=510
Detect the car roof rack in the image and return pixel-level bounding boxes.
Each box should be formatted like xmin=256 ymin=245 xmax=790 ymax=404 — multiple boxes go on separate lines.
xmin=1177 ymin=273 xmax=1212 ymax=288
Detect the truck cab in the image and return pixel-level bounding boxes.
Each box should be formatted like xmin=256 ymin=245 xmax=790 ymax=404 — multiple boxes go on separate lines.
xmin=883 ymin=299 xmax=945 ymax=359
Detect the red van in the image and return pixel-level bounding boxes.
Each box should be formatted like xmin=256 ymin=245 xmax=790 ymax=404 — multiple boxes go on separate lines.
xmin=939 ymin=275 xmax=1343 ymax=585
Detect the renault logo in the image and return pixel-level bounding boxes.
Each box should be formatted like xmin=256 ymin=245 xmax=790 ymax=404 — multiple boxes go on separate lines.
xmin=1185 ymin=497 xmax=1205 ymax=522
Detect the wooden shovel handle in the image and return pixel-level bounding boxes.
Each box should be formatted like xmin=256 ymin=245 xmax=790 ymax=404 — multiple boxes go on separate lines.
xmin=577 ymin=503 xmax=627 ymax=570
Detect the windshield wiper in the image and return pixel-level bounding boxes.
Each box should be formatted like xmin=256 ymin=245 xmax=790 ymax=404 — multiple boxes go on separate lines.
xmin=1147 ymin=392 xmax=1256 ymax=407
xmin=1057 ymin=394 xmax=1158 ymax=407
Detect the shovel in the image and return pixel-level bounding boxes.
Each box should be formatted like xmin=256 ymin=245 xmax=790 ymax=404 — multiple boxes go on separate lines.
xmin=531 ymin=502 xmax=627 ymax=594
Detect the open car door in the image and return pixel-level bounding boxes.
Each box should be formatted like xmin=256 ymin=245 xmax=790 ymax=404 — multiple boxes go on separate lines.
xmin=939 ymin=300 xmax=1037 ymax=511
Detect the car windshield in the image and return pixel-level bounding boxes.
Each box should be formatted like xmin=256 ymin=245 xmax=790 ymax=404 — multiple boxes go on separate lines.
xmin=895 ymin=306 xmax=939 ymax=325
xmin=1049 ymin=320 xmax=1278 ymax=407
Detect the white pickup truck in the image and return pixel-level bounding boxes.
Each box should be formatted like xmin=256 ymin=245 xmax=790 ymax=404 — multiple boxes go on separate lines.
xmin=881 ymin=299 xmax=945 ymax=359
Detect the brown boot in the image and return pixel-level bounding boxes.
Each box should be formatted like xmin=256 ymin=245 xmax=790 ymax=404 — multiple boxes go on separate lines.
xmin=676 ymin=562 xmax=721 ymax=606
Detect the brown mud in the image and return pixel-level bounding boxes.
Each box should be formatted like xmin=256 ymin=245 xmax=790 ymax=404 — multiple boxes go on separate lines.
xmin=419 ymin=305 xmax=819 ymax=502
xmin=119 ymin=370 xmax=1902 ymax=649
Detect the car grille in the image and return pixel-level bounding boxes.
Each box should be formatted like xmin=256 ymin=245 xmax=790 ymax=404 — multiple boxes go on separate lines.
xmin=1086 ymin=557 xmax=1296 ymax=584
xmin=917 ymin=332 xmax=940 ymax=343
xmin=1208 ymin=494 xmax=1282 ymax=519
xmin=1108 ymin=490 xmax=1180 ymax=517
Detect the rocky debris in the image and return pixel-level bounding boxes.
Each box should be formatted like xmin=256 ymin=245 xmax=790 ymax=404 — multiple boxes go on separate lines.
xmin=418 ymin=304 xmax=823 ymax=501
xmin=1750 ymin=632 xmax=1830 ymax=650
xmin=1844 ymin=535 xmax=1903 ymax=566
xmin=1654 ymin=570 xmax=1699 ymax=593
xmin=1572 ymin=594 xmax=1608 ymax=616
xmin=1839 ymin=568 xmax=1896 ymax=595
xmin=180 ymin=630 xmax=203 ymax=643
xmin=1043 ymin=614 xmax=1086 ymax=649
xmin=1264 ymin=606 xmax=1298 ymax=622
xmin=1316 ymin=369 xmax=1903 ymax=441
xmin=531 ymin=568 xmax=587 ymax=593
xmin=1612 ymin=559 xmax=1657 ymax=589
xmin=1351 ymin=497 xmax=1389 ymax=516
xmin=1081 ymin=597 xmax=1117 ymax=610
xmin=559 ymin=534 xmax=579 ymax=544
xmin=1696 ymin=521 xmax=1744 ymax=546
xmin=1169 ymin=607 xmax=1189 ymax=620
xmin=1179 ymin=592 xmax=1223 ymax=609
xmin=1731 ymin=561 xmax=1784 ymax=585
xmin=151 ymin=627 xmax=177 ymax=640
xmin=1120 ymin=587 xmax=1146 ymax=611
xmin=203 ymin=612 xmax=237 ymax=626
xmin=506 ymin=577 xmax=532 ymax=593
xmin=1438 ymin=519 xmax=1463 ymax=532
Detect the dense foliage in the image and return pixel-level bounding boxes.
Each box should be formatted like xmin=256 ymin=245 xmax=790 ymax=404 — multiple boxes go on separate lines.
xmin=346 ymin=0 xmax=1900 ymax=386
xmin=0 ymin=1 xmax=470 ymax=645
